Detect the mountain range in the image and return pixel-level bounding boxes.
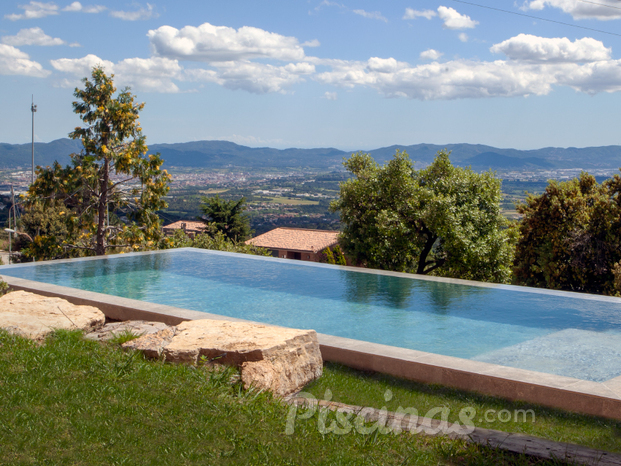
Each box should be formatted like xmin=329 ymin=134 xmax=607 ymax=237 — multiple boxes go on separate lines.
xmin=1 ymin=138 xmax=620 ymax=171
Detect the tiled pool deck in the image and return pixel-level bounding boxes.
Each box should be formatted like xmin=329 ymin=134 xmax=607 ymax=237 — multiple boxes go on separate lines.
xmin=2 ymin=265 xmax=621 ymax=421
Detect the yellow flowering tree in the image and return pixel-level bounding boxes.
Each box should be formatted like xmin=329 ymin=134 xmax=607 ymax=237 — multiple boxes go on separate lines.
xmin=25 ymin=66 xmax=170 ymax=258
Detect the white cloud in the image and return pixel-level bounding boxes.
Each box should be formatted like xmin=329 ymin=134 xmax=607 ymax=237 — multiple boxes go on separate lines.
xmin=523 ymin=0 xmax=621 ymax=20
xmin=315 ymin=58 xmax=557 ymax=99
xmin=0 ymin=44 xmax=50 ymax=77
xmin=491 ymin=34 xmax=611 ymax=63
xmin=459 ymin=33 xmax=469 ymax=42
xmin=559 ymin=59 xmax=621 ymax=94
xmin=323 ymin=91 xmax=337 ymax=100
xmin=437 ymin=6 xmax=478 ymax=29
xmin=311 ymin=1 xmax=346 ymax=14
xmin=1 ymin=27 xmax=66 ymax=46
xmin=187 ymin=60 xmax=315 ymax=94
xmin=367 ymin=57 xmax=407 ymax=73
xmin=353 ymin=9 xmax=388 ymax=22
xmin=110 ymin=3 xmax=157 ymax=21
xmin=51 ymin=54 xmax=183 ymax=92
xmin=63 ymin=2 xmax=106 ymax=13
xmin=302 ymin=39 xmax=320 ymax=47
xmin=5 ymin=1 xmax=59 ymax=20
xmin=63 ymin=1 xmax=81 ymax=11
xmin=115 ymin=57 xmax=182 ymax=92
xmin=403 ymin=8 xmax=436 ymax=20
xmin=420 ymin=49 xmax=443 ymax=60
xmin=148 ymin=22 xmax=307 ymax=62
xmin=312 ymin=30 xmax=621 ymax=100
xmin=51 ymin=54 xmax=114 ymax=77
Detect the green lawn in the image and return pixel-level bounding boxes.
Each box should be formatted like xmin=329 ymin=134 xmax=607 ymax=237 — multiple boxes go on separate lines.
xmin=0 ymin=329 xmax=594 ymax=465
xmin=305 ymin=363 xmax=621 ymax=454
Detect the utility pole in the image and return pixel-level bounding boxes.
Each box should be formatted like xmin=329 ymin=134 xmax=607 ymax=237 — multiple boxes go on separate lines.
xmin=31 ymin=95 xmax=37 ymax=185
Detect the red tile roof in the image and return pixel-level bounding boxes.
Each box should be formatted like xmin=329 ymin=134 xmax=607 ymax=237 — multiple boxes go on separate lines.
xmin=162 ymin=220 xmax=206 ymax=232
xmin=246 ymin=228 xmax=339 ymax=253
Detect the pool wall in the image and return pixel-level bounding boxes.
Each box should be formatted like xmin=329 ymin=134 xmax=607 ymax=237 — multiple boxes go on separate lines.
xmin=3 ymin=274 xmax=621 ymax=421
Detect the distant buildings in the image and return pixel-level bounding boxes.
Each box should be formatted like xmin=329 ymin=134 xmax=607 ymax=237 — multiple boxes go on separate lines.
xmin=162 ymin=220 xmax=206 ymax=238
xmin=246 ymin=227 xmax=339 ymax=262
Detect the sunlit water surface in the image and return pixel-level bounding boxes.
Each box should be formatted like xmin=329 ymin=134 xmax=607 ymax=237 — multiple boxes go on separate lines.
xmin=3 ymin=249 xmax=621 ymax=382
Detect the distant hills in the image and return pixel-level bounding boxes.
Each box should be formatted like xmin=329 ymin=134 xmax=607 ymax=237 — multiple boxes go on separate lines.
xmin=1 ymin=138 xmax=620 ymax=170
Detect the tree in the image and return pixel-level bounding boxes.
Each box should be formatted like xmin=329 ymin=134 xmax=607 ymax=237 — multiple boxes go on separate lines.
xmin=26 ymin=67 xmax=170 ymax=257
xmin=331 ymin=150 xmax=516 ymax=283
xmin=514 ymin=172 xmax=621 ymax=295
xmin=199 ymin=195 xmax=252 ymax=242
xmin=15 ymin=200 xmax=68 ymax=261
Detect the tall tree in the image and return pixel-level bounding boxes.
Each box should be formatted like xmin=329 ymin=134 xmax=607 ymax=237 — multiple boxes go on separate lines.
xmin=331 ymin=150 xmax=516 ymax=283
xmin=514 ymin=172 xmax=621 ymax=295
xmin=26 ymin=66 xmax=171 ymax=257
xmin=199 ymin=195 xmax=252 ymax=242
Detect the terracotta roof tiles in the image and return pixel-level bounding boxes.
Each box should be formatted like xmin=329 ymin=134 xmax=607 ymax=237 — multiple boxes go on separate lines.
xmin=246 ymin=227 xmax=339 ymax=253
xmin=162 ymin=220 xmax=206 ymax=232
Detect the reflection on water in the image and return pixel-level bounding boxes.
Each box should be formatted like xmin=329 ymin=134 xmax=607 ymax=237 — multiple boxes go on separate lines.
xmin=4 ymin=249 xmax=621 ymax=332
xmin=342 ymin=271 xmax=414 ymax=309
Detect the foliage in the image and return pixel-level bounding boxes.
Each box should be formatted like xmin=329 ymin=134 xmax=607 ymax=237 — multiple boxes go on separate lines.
xmin=161 ymin=228 xmax=271 ymax=256
xmin=324 ymin=245 xmax=347 ymax=265
xmin=14 ymin=200 xmax=72 ymax=261
xmin=324 ymin=246 xmax=335 ymax=264
xmin=0 ymin=280 xmax=9 ymax=296
xmin=514 ymin=172 xmax=621 ymax=295
xmin=199 ymin=195 xmax=252 ymax=242
xmin=333 ymin=244 xmax=347 ymax=265
xmin=25 ymin=67 xmax=171 ymax=259
xmin=331 ymin=150 xmax=516 ymax=282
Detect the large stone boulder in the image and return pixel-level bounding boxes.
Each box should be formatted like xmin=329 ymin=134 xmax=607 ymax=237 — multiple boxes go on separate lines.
xmin=0 ymin=290 xmax=105 ymax=341
xmin=84 ymin=320 xmax=171 ymax=342
xmin=123 ymin=319 xmax=323 ymax=397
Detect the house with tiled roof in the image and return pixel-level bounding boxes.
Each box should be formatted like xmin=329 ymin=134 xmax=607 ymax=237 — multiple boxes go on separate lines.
xmin=246 ymin=227 xmax=340 ymax=262
xmin=162 ymin=220 xmax=206 ymax=239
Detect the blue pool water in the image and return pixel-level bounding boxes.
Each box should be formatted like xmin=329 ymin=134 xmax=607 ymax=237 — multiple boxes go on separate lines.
xmin=3 ymin=248 xmax=621 ymax=382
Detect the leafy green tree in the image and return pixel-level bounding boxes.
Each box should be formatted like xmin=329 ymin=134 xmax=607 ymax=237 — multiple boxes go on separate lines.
xmin=26 ymin=67 xmax=170 ymax=257
xmin=331 ymin=150 xmax=516 ymax=283
xmin=199 ymin=195 xmax=252 ymax=242
xmin=514 ymin=172 xmax=621 ymax=295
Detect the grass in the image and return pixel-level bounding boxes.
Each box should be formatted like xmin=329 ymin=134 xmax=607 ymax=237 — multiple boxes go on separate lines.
xmin=265 ymin=196 xmax=320 ymax=205
xmin=305 ymin=363 xmax=621 ymax=454
xmin=200 ymin=189 xmax=229 ymax=194
xmin=0 ymin=329 xmax=575 ymax=465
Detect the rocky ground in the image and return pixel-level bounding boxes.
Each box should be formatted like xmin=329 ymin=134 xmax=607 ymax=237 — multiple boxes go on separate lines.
xmin=0 ymin=290 xmax=323 ymax=397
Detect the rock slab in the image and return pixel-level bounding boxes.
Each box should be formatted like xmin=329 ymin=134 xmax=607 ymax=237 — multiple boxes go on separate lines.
xmin=123 ymin=319 xmax=323 ymax=396
xmin=0 ymin=290 xmax=105 ymax=341
xmin=84 ymin=320 xmax=171 ymax=342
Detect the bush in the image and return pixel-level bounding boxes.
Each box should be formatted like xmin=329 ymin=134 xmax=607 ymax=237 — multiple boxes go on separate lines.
xmin=0 ymin=279 xmax=9 ymax=297
xmin=161 ymin=229 xmax=271 ymax=256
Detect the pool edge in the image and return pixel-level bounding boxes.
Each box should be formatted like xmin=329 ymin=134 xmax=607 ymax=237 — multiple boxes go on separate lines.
xmin=3 ymin=274 xmax=621 ymax=422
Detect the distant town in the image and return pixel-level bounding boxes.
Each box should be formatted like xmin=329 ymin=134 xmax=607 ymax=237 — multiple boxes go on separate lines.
xmin=3 ymin=164 xmax=621 ymax=234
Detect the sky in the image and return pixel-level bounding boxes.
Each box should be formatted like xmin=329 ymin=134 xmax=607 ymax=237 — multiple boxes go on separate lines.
xmin=2 ymin=0 xmax=621 ymax=151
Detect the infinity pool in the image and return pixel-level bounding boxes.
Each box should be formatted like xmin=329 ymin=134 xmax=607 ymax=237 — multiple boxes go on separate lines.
xmin=3 ymin=248 xmax=621 ymax=382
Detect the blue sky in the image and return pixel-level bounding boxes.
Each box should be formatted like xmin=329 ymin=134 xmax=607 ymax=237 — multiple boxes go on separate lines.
xmin=2 ymin=0 xmax=621 ymax=150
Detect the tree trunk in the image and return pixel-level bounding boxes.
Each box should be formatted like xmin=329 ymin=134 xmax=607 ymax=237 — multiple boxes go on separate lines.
xmin=417 ymin=225 xmax=437 ymax=275
xmin=95 ymin=157 xmax=109 ymax=256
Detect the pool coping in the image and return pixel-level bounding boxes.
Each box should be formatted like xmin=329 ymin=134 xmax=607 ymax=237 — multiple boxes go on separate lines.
xmin=3 ymin=272 xmax=621 ymax=422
